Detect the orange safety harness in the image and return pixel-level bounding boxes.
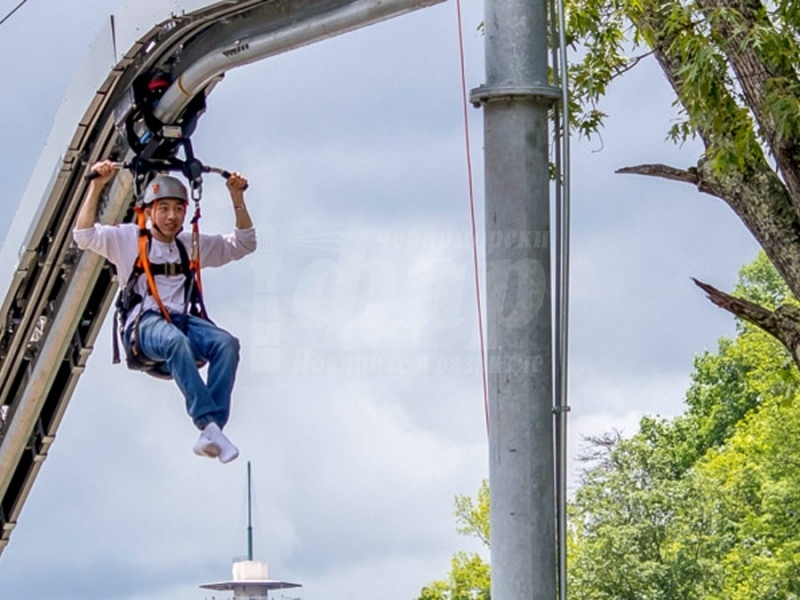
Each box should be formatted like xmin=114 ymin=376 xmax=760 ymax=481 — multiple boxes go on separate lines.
xmin=113 ymin=195 xmax=210 ymax=379
xmin=95 ymin=132 xmax=239 ymax=378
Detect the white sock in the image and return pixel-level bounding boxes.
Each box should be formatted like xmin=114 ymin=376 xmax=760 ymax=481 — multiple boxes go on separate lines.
xmin=193 ymin=422 xmax=239 ymax=464
xmin=215 ymin=430 xmax=240 ymax=464
xmin=192 ymin=422 xmax=222 ymax=458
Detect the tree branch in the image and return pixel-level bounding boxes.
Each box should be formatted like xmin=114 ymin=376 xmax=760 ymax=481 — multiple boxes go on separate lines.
xmin=616 ymin=163 xmax=699 ymax=184
xmin=693 ymin=277 xmax=800 ymax=365
xmin=609 ymin=50 xmax=656 ymax=81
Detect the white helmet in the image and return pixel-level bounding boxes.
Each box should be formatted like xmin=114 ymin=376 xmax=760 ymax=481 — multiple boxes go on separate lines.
xmin=142 ymin=174 xmax=188 ymax=205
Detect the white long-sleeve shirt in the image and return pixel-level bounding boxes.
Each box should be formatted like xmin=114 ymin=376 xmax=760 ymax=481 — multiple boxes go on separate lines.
xmin=73 ymin=223 xmax=257 ymax=327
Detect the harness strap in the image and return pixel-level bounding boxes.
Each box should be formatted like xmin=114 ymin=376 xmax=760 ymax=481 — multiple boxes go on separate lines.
xmin=187 ymin=202 xmax=210 ymax=320
xmin=113 ymin=175 xmax=213 ymax=377
xmin=136 ymin=204 xmax=172 ymax=323
xmin=112 ymin=311 xmax=121 ymax=364
xmin=121 ymin=233 xmax=200 ymax=323
xmin=191 ymin=204 xmax=202 ymax=293
xmin=147 ymin=262 xmax=188 ymax=276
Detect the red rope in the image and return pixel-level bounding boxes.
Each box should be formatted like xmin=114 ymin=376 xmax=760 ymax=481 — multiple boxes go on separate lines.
xmin=455 ymin=0 xmax=489 ymax=433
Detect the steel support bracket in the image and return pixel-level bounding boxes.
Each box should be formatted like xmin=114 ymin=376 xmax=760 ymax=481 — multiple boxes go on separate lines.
xmin=470 ymin=84 xmax=562 ymax=108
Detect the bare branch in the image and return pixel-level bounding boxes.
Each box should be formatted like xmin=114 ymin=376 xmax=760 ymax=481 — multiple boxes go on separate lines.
xmin=609 ymin=50 xmax=656 ymax=80
xmin=577 ymin=429 xmax=622 ymax=467
xmin=693 ymin=278 xmax=800 ymax=364
xmin=616 ymin=163 xmax=699 ymax=184
xmin=692 ymin=278 xmax=773 ymax=327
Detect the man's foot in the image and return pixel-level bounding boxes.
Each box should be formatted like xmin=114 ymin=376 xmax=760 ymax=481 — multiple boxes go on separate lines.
xmin=193 ymin=422 xmax=222 ymax=458
xmin=216 ymin=430 xmax=240 ymax=464
xmin=192 ymin=422 xmax=238 ymax=463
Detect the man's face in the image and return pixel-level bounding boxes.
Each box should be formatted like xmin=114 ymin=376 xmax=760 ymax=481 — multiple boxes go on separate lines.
xmin=147 ymin=198 xmax=187 ymax=239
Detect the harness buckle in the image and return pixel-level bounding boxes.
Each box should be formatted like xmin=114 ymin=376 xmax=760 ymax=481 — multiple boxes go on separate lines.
xmin=191 ymin=182 xmax=202 ymax=203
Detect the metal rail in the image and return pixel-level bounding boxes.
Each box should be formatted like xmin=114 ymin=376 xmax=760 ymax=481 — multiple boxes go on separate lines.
xmin=0 ymin=0 xmax=441 ymax=555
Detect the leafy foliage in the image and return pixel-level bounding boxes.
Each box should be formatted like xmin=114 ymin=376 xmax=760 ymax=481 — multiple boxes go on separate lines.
xmin=454 ymin=478 xmax=490 ymax=547
xmin=569 ymin=253 xmax=800 ymax=598
xmin=563 ymin=0 xmax=800 ymax=175
xmin=417 ymin=553 xmax=491 ymax=600
xmin=416 ymin=480 xmax=490 ymax=600
xmin=560 ymin=0 xmax=800 ymax=578
xmin=422 ymin=0 xmax=800 ymax=589
xmin=420 ymin=255 xmax=800 ymax=600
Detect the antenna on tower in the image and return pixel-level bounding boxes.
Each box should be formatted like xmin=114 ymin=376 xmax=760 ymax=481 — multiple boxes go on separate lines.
xmin=200 ymin=459 xmax=301 ymax=597
xmin=247 ymin=460 xmax=254 ymax=561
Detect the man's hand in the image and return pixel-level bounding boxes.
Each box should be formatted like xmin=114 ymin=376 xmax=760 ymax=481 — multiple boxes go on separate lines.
xmin=88 ymin=160 xmax=118 ymax=188
xmin=225 ymin=172 xmax=252 ymax=229
xmin=76 ymin=160 xmax=117 ymax=230
xmin=225 ymin=172 xmax=249 ymax=198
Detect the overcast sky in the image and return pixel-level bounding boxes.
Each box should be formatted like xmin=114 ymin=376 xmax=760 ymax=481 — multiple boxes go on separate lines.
xmin=0 ymin=1 xmax=760 ymax=599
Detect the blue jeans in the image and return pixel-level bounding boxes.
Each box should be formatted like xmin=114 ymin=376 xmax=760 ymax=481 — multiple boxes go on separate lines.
xmin=127 ymin=311 xmax=240 ymax=430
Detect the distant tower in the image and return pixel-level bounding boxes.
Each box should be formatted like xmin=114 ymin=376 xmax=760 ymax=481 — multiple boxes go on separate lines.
xmin=200 ymin=462 xmax=301 ymax=600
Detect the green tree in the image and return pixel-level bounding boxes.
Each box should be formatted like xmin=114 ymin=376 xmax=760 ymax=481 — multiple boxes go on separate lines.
xmin=418 ymin=553 xmax=491 ymax=600
xmin=453 ymin=478 xmax=490 ymax=547
xmin=566 ymin=0 xmax=800 ymax=368
xmin=418 ymin=257 xmax=800 ymax=599
xmin=417 ymin=480 xmax=490 ymax=600
xmin=569 ymin=253 xmax=800 ymax=598
xmin=684 ymin=401 xmax=800 ymax=599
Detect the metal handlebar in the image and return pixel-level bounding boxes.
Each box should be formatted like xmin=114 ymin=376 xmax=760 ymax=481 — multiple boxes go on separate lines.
xmin=84 ymin=162 xmax=248 ymax=190
xmin=83 ymin=162 xmax=128 ymax=181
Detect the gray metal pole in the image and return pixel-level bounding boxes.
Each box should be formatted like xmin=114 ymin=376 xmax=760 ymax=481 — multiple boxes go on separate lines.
xmin=247 ymin=461 xmax=254 ymax=561
xmin=470 ymin=0 xmax=560 ymax=597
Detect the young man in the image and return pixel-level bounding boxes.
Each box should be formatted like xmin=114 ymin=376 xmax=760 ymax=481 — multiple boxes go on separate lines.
xmin=73 ymin=160 xmax=257 ymax=463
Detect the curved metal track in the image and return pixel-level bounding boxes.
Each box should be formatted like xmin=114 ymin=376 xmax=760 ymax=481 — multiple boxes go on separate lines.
xmin=0 ymin=0 xmax=440 ymax=555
